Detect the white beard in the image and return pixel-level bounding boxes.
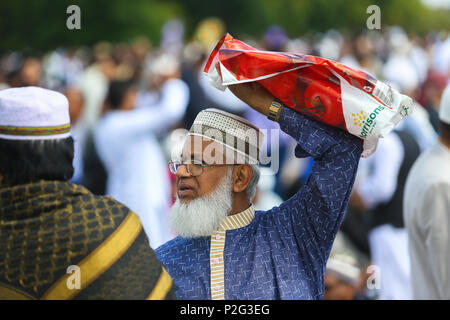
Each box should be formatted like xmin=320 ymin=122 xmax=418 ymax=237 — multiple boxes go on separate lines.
xmin=169 ymin=168 xmax=233 ymax=238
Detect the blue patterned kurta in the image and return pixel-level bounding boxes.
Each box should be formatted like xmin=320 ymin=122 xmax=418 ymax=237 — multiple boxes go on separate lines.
xmin=156 ymin=107 xmax=363 ymax=300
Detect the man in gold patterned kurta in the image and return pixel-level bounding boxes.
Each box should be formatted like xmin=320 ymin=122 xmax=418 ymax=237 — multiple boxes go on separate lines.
xmin=0 ymin=86 xmax=175 ymax=300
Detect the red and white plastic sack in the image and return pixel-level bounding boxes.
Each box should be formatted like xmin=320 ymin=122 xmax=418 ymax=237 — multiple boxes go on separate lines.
xmin=204 ymin=34 xmax=414 ymax=157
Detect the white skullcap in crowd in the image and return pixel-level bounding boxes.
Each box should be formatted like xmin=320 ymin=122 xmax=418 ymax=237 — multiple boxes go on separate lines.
xmin=326 ymin=252 xmax=361 ymax=285
xmin=440 ymin=83 xmax=450 ymax=125
xmin=382 ymin=54 xmax=419 ymax=93
xmin=149 ymin=53 xmax=180 ymax=76
xmin=0 ymin=86 xmax=71 ymax=140
xmin=188 ymin=108 xmax=264 ymax=165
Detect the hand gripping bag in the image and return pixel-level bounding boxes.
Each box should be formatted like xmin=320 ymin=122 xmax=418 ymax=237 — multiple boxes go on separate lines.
xmin=204 ymin=34 xmax=414 ymax=157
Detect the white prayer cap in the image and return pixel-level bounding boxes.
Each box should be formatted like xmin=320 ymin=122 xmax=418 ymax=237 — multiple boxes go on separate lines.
xmin=382 ymin=53 xmax=419 ymax=93
xmin=439 ymin=83 xmax=450 ymax=125
xmin=148 ymin=53 xmax=180 ymax=76
xmin=0 ymin=86 xmax=70 ymax=140
xmin=188 ymin=108 xmax=264 ymax=165
xmin=326 ymin=252 xmax=361 ymax=285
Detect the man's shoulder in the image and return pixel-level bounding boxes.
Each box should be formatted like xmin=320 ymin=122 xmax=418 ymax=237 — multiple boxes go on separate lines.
xmin=405 ymin=146 xmax=450 ymax=221
xmin=408 ymin=144 xmax=450 ymax=186
xmin=67 ymin=187 xmax=171 ymax=299
xmin=155 ymin=235 xmax=210 ymax=266
xmin=66 ymin=183 xmax=134 ymax=228
xmin=73 ymin=183 xmax=127 ymax=209
xmin=156 ymin=236 xmax=190 ymax=256
xmin=93 ymin=194 xmax=130 ymax=213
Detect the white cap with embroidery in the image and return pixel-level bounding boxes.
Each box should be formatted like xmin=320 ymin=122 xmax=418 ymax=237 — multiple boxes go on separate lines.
xmin=188 ymin=108 xmax=264 ymax=165
xmin=0 ymin=86 xmax=71 ymax=140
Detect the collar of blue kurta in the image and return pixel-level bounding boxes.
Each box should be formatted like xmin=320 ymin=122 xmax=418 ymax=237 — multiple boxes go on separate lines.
xmin=217 ymin=205 xmax=255 ymax=231
xmin=210 ymin=204 xmax=255 ymax=299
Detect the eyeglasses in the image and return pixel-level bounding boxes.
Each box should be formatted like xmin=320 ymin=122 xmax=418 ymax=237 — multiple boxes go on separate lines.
xmin=168 ymin=160 xmax=233 ymax=177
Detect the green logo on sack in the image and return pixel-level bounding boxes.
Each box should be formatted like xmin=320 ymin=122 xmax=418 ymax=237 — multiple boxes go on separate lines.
xmin=353 ymin=106 xmax=385 ymax=138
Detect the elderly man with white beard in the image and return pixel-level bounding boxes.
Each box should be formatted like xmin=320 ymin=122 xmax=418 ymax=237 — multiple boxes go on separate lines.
xmin=156 ymin=82 xmax=363 ymax=300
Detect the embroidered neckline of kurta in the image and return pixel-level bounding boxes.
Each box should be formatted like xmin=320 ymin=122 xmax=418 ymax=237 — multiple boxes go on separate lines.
xmin=210 ymin=205 xmax=255 ymax=300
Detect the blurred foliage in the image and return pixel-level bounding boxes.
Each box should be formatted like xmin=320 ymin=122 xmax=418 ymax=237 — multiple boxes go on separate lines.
xmin=0 ymin=0 xmax=182 ymax=53
xmin=0 ymin=0 xmax=449 ymax=53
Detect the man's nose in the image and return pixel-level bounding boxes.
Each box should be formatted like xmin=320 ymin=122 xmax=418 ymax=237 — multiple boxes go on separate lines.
xmin=175 ymin=164 xmax=191 ymax=178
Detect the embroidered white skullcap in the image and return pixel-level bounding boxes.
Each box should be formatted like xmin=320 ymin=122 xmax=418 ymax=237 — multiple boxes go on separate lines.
xmin=188 ymin=108 xmax=264 ymax=164
xmin=439 ymin=83 xmax=450 ymax=125
xmin=0 ymin=86 xmax=71 ymax=140
xmin=326 ymin=253 xmax=361 ymax=285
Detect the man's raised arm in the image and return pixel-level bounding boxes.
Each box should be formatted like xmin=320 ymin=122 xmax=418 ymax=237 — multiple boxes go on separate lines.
xmin=229 ymin=82 xmax=363 ymax=262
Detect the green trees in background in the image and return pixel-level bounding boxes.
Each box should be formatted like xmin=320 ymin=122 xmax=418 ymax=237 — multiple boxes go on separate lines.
xmin=178 ymin=0 xmax=450 ymax=37
xmin=0 ymin=0 xmax=449 ymax=53
xmin=0 ymin=0 xmax=182 ymax=53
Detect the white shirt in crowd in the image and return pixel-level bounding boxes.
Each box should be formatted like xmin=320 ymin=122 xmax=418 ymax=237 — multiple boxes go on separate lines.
xmin=404 ymin=140 xmax=450 ymax=299
xmin=94 ymin=78 xmax=189 ymax=249
xmin=356 ymin=131 xmax=412 ymax=300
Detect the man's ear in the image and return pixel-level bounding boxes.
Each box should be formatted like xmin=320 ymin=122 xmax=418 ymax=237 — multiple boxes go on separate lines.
xmin=232 ymin=164 xmax=252 ymax=193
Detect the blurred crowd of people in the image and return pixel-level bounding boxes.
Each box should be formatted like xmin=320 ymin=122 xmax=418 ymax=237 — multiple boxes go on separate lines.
xmin=1 ymin=17 xmax=449 ymax=300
